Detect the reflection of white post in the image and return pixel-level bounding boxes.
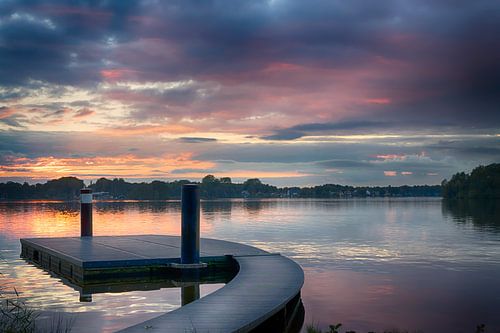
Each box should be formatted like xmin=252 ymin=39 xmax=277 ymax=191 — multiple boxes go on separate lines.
xmin=79 ymin=291 xmax=92 ymax=302
xmin=80 ymin=188 xmax=92 ymax=237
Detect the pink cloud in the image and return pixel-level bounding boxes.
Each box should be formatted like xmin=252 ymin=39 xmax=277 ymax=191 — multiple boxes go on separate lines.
xmin=384 ymin=171 xmax=397 ymax=177
xmin=100 ymin=69 xmax=137 ymax=81
xmin=365 ymin=98 xmax=391 ymax=105
xmin=375 ymin=154 xmax=407 ymax=160
xmin=0 ymin=107 xmax=16 ymax=119
xmin=74 ymin=108 xmax=95 ymax=118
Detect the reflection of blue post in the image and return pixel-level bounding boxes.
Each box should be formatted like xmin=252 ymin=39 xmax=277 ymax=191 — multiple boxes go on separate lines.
xmin=80 ymin=188 xmax=92 ymax=237
xmin=181 ymin=184 xmax=200 ymax=264
xmin=181 ymin=283 xmax=200 ymax=306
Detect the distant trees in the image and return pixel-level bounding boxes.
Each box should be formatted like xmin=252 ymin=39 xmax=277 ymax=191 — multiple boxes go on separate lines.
xmin=1 ymin=175 xmax=444 ymax=201
xmin=0 ymin=177 xmax=83 ymax=200
xmin=92 ymin=177 xmax=190 ymax=200
xmin=442 ymin=164 xmax=500 ymax=199
xmin=43 ymin=177 xmax=84 ymax=199
xmin=242 ymin=178 xmax=278 ymax=197
xmin=200 ymin=175 xmax=241 ymax=199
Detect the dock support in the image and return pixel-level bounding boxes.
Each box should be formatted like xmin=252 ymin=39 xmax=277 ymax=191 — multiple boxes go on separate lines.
xmin=181 ymin=184 xmax=200 ymax=264
xmin=80 ymin=188 xmax=92 ymax=237
xmin=79 ymin=292 xmax=92 ymax=302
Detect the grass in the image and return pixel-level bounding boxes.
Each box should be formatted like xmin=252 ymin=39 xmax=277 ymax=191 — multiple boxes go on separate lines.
xmin=1 ymin=257 xmax=73 ymax=333
xmin=1 ymin=282 xmax=37 ymax=333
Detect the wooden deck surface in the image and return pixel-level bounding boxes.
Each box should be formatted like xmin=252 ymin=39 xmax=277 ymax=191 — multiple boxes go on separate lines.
xmin=20 ymin=235 xmax=304 ymax=333
xmin=21 ymin=235 xmax=268 ymax=268
xmin=118 ymin=254 xmax=304 ymax=333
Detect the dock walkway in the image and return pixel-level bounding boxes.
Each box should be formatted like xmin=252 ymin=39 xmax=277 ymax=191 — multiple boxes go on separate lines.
xmin=21 ymin=235 xmax=304 ymax=333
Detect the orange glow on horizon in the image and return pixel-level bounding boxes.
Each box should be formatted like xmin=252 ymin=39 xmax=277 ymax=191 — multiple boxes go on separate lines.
xmin=0 ymin=203 xmax=213 ymax=238
xmin=96 ymin=124 xmax=195 ymax=136
xmin=0 ymin=154 xmax=215 ymax=179
xmin=169 ymin=170 xmax=310 ymax=179
xmin=0 ymin=154 xmax=307 ymax=181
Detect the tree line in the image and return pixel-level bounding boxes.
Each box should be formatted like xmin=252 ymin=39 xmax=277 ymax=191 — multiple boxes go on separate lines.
xmin=442 ymin=163 xmax=500 ymax=199
xmin=0 ymin=174 xmax=443 ymax=200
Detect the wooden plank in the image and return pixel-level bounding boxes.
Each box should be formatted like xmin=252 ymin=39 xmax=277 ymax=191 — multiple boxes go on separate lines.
xmin=118 ymin=254 xmax=304 ymax=333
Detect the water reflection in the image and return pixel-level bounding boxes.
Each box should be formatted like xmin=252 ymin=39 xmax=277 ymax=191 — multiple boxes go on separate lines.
xmin=242 ymin=199 xmax=267 ymax=215
xmin=442 ymin=199 xmax=500 ymax=231
xmin=301 ymin=266 xmax=500 ymax=333
xmin=2 ymin=199 xmax=500 ymax=332
xmin=68 ymin=279 xmax=221 ymax=306
xmin=181 ymin=283 xmax=200 ymax=306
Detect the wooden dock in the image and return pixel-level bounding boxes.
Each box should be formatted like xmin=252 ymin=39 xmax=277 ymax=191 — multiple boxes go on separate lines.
xmin=21 ymin=235 xmax=267 ymax=283
xmin=20 ymin=235 xmax=304 ymax=332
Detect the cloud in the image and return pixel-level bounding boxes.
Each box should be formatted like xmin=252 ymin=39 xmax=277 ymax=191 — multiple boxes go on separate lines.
xmin=170 ymin=168 xmax=217 ymax=174
xmin=426 ymin=137 xmax=500 ymax=158
xmin=316 ymin=160 xmax=373 ymax=168
xmin=178 ymin=137 xmax=217 ymax=143
xmin=73 ymin=108 xmax=95 ymax=118
xmin=0 ymin=106 xmax=15 ymax=119
xmin=1 ymin=1 xmax=499 ymax=130
xmin=262 ymin=120 xmax=392 ymax=140
xmin=262 ymin=131 xmax=304 ymax=141
xmin=0 ymin=107 xmax=26 ymax=128
xmin=0 ymin=1 xmax=499 ymax=185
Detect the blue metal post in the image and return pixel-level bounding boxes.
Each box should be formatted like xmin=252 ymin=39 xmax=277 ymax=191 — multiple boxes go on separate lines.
xmin=181 ymin=184 xmax=200 ymax=264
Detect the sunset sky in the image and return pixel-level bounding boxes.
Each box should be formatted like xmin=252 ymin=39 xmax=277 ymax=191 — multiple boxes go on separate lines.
xmin=0 ymin=0 xmax=499 ymax=186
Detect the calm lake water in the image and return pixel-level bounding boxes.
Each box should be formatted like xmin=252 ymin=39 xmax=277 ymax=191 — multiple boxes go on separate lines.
xmin=1 ymin=198 xmax=499 ymax=332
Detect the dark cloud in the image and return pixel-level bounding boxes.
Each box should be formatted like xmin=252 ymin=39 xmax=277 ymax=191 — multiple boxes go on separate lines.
xmin=170 ymin=168 xmax=217 ymax=174
xmin=73 ymin=108 xmax=94 ymax=118
xmin=262 ymin=121 xmax=393 ymax=140
xmin=317 ymin=160 xmax=373 ymax=168
xmin=426 ymin=138 xmax=500 ymax=159
xmin=0 ymin=106 xmax=12 ymax=116
xmin=262 ymin=131 xmax=304 ymax=141
xmin=178 ymin=137 xmax=217 ymax=143
xmin=1 ymin=1 xmax=499 ymax=125
xmin=0 ymin=0 xmax=141 ymax=85
xmin=195 ymin=142 xmax=414 ymax=164
xmin=0 ymin=107 xmax=25 ymax=128
xmin=0 ymin=129 xmax=214 ymax=160
xmin=0 ymin=117 xmax=24 ymax=127
xmin=1 ymin=0 xmax=499 ymax=185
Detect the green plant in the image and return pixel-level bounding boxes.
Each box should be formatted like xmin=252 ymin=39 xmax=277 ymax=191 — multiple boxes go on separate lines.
xmin=0 ymin=286 xmax=37 ymax=333
xmin=305 ymin=322 xmax=489 ymax=333
xmin=306 ymin=323 xmax=342 ymax=333
xmin=1 ymin=264 xmax=73 ymax=333
xmin=329 ymin=323 xmax=342 ymax=333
